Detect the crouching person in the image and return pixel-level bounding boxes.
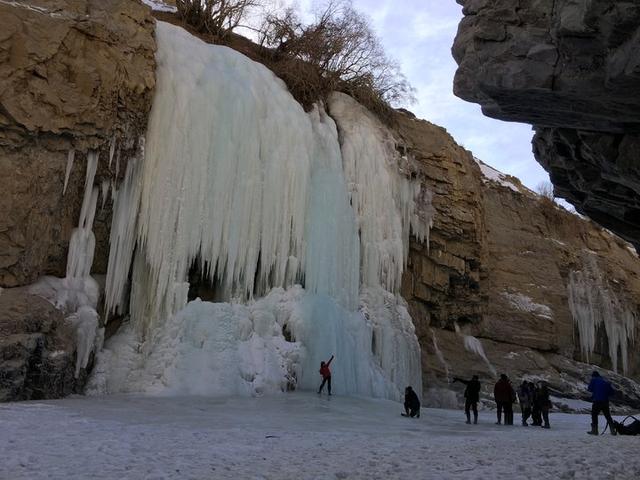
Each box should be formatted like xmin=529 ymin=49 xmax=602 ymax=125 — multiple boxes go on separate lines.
xmin=402 ymin=386 xmax=421 ymax=418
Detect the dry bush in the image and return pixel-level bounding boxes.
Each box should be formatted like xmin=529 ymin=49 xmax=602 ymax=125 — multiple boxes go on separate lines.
xmin=258 ymin=0 xmax=414 ymax=116
xmin=176 ymin=0 xmax=262 ymax=40
xmin=536 ymin=181 xmax=555 ymax=201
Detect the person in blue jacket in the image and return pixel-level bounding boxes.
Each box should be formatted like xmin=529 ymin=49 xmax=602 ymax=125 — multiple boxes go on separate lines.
xmin=587 ymin=371 xmax=617 ymax=435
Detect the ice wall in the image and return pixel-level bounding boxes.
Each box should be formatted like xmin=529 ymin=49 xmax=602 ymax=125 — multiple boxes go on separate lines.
xmin=568 ymin=254 xmax=636 ymax=374
xmin=328 ymin=93 xmax=432 ymax=292
xmin=95 ymin=22 xmax=426 ymax=399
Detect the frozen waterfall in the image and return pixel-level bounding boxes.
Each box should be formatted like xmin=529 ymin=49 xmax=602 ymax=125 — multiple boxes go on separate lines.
xmin=91 ymin=22 xmax=428 ymax=400
xmin=567 ymin=254 xmax=636 ymax=374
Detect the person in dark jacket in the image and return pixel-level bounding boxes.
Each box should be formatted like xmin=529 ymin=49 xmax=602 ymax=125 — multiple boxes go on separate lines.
xmin=534 ymin=382 xmax=552 ymax=429
xmin=453 ymin=375 xmax=481 ymax=424
xmin=530 ymin=382 xmax=542 ymax=426
xmin=317 ymin=355 xmax=334 ymax=395
xmin=517 ymin=380 xmax=533 ymax=426
xmin=494 ymin=374 xmax=515 ymax=425
xmin=402 ymin=386 xmax=421 ymax=418
xmin=587 ymin=371 xmax=617 ymax=435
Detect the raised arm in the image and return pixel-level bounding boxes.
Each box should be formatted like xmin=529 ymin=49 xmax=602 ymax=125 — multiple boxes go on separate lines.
xmin=326 ymin=355 xmax=334 ymax=366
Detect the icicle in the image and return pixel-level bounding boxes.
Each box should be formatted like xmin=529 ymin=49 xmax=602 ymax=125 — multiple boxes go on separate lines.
xmin=108 ymin=136 xmax=117 ymax=168
xmin=63 ymin=149 xmax=75 ymax=195
xmin=100 ymin=179 xmax=110 ymax=209
xmin=115 ymin=150 xmax=121 ymax=178
xmin=455 ymin=322 xmax=497 ymax=378
xmin=104 ymin=142 xmax=145 ymax=318
xmin=431 ymin=328 xmax=451 ymax=381
xmin=567 ymin=254 xmax=636 ymax=374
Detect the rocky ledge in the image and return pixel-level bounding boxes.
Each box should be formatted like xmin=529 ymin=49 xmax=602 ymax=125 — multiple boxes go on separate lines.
xmin=452 ymin=0 xmax=640 ymax=250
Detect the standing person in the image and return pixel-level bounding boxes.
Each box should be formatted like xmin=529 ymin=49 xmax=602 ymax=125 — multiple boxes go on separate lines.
xmin=453 ymin=375 xmax=481 ymax=424
xmin=494 ymin=374 xmax=515 ymax=425
xmin=518 ymin=380 xmax=532 ymax=426
xmin=402 ymin=386 xmax=421 ymax=418
xmin=587 ymin=371 xmax=617 ymax=436
xmin=535 ymin=382 xmax=552 ymax=429
xmin=530 ymin=382 xmax=542 ymax=426
xmin=317 ymin=355 xmax=334 ymax=395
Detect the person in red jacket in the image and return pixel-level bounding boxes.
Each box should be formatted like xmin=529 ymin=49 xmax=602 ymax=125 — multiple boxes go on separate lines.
xmin=494 ymin=374 xmax=515 ymax=425
xmin=317 ymin=355 xmax=334 ymax=395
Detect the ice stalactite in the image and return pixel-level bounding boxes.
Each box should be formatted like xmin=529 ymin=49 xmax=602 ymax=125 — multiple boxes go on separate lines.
xmin=454 ymin=323 xmax=497 ymax=378
xmin=104 ymin=138 xmax=145 ymax=319
xmin=63 ymin=150 xmax=75 ymax=195
xmin=108 ymin=136 xmax=117 ymax=168
xmin=430 ymin=329 xmax=451 ymax=382
xmin=567 ymin=254 xmax=636 ymax=374
xmin=94 ymin=22 xmax=424 ymax=399
xmin=100 ymin=180 xmax=110 ymax=210
xmin=31 ymin=151 xmax=103 ymax=377
xmin=328 ymin=92 xmax=433 ymax=292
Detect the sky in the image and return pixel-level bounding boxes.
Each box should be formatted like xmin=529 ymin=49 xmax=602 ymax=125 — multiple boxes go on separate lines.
xmin=350 ymin=0 xmax=551 ymax=191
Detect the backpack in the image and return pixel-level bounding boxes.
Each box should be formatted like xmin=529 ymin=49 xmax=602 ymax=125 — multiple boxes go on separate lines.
xmin=613 ymin=416 xmax=640 ymax=436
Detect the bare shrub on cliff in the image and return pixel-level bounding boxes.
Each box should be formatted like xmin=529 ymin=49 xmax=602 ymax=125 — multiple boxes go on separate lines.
xmin=258 ymin=0 xmax=414 ymax=115
xmin=176 ymin=0 xmax=262 ymax=40
xmin=536 ymin=181 xmax=555 ymax=201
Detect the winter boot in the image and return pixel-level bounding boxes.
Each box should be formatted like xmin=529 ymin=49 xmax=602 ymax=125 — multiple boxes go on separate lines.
xmin=473 ymin=415 xmax=478 ymax=425
xmin=466 ymin=412 xmax=471 ymax=424
xmin=608 ymin=421 xmax=617 ymax=436
xmin=587 ymin=424 xmax=598 ymax=435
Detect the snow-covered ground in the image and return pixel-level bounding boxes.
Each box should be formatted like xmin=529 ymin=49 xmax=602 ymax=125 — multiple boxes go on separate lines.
xmin=2 ymin=394 xmax=639 ymax=480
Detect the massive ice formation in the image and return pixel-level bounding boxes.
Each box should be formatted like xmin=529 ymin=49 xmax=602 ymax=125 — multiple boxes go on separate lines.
xmin=568 ymin=254 xmax=636 ymax=374
xmin=91 ymin=22 xmax=428 ymax=399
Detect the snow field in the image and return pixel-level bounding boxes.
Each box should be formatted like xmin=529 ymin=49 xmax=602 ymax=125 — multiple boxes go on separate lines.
xmin=1 ymin=394 xmax=639 ymax=480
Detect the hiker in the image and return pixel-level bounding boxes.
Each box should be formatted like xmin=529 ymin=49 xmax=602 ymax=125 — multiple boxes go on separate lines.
xmin=534 ymin=381 xmax=551 ymax=429
xmin=317 ymin=355 xmax=334 ymax=395
xmin=587 ymin=371 xmax=617 ymax=436
xmin=530 ymin=382 xmax=542 ymax=426
xmin=517 ymin=380 xmax=533 ymax=426
xmin=453 ymin=375 xmax=481 ymax=424
xmin=494 ymin=374 xmax=515 ymax=425
xmin=402 ymin=386 xmax=421 ymax=418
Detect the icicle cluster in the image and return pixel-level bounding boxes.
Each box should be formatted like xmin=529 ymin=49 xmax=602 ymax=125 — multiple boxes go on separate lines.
xmin=567 ymin=254 xmax=636 ymax=374
xmin=328 ymin=93 xmax=432 ymax=292
xmin=31 ymin=151 xmax=103 ymax=377
xmin=96 ymin=22 xmax=429 ymax=399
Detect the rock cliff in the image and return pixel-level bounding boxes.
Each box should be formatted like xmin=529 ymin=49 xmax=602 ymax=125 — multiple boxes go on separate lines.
xmin=395 ymin=110 xmax=640 ymax=407
xmin=452 ymin=0 xmax=640 ymax=251
xmin=0 ymin=0 xmax=156 ymax=398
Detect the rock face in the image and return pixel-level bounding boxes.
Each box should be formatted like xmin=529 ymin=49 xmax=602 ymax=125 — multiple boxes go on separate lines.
xmin=0 ymin=0 xmax=156 ymax=400
xmin=0 ymin=289 xmax=76 ymax=401
xmin=452 ymin=0 xmax=640 ymax=250
xmin=394 ymin=111 xmax=640 ymax=409
xmin=0 ymin=0 xmax=156 ymax=287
